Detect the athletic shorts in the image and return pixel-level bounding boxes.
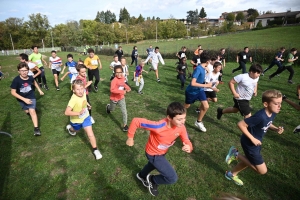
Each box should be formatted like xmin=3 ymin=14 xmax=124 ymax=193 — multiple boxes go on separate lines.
xmin=19 ymin=99 xmax=36 ymax=110
xmin=241 ymin=143 xmax=264 ymax=165
xmin=70 ymin=115 xmax=92 ymax=131
xmin=185 ymin=90 xmax=207 ymax=104
xmin=52 ymin=69 xmax=60 ymax=75
xmin=205 ymin=91 xmax=217 ymax=99
xmin=151 ymin=62 xmax=158 ymax=70
xmin=233 ymin=98 xmax=251 ymax=116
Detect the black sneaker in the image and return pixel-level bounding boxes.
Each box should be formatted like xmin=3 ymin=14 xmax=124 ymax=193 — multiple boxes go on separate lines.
xmin=294 ymin=125 xmax=300 ymax=133
xmin=44 ymin=84 xmax=49 ymax=90
xmin=106 ymin=104 xmax=110 ymax=114
xmin=288 ymin=80 xmax=294 ymax=84
xmin=146 ymin=175 xmax=158 ymax=196
xmin=138 ymin=91 xmax=143 ymax=95
xmin=217 ymin=107 xmax=223 ymax=120
xmin=195 ymin=108 xmax=200 ymax=113
xmin=136 ymin=173 xmax=148 ymax=187
xmin=56 ymin=86 xmax=60 ymax=91
xmin=94 ymin=85 xmax=98 ymax=92
xmin=157 ymin=79 xmax=160 ymax=82
xmin=34 ymin=127 xmax=41 ymax=136
xmin=123 ymin=125 xmax=128 ymax=132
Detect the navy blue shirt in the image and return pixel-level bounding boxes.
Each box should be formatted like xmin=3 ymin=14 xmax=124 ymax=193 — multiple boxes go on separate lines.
xmin=273 ymin=51 xmax=283 ymax=62
xmin=10 ymin=75 xmax=36 ymax=102
xmin=185 ymin=64 xmax=205 ymax=94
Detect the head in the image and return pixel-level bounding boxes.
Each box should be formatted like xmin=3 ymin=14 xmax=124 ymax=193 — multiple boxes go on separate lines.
xmin=290 ymin=48 xmax=297 ymax=55
xmin=262 ymin=89 xmax=282 ymax=114
xmin=198 ymin=48 xmax=204 ymax=55
xmin=88 ymin=48 xmax=95 ymax=58
xmin=51 ymin=50 xmax=57 ymax=58
xmin=200 ymin=51 xmax=211 ymax=66
xmin=279 ymin=47 xmax=285 ymax=53
xmin=133 ymin=46 xmax=137 ymax=50
xmin=182 ymin=46 xmax=186 ymax=52
xmin=67 ymin=54 xmax=73 ymax=62
xmin=220 ymin=48 xmax=225 ymax=54
xmin=78 ymin=58 xmax=83 ymax=64
xmin=166 ymin=102 xmax=186 ymax=128
xmin=19 ymin=53 xmax=29 ymax=62
xmin=121 ymin=57 xmax=126 ymax=65
xmin=198 ymin=45 xmax=202 ymax=49
xmin=114 ymin=65 xmax=123 ymax=78
xmin=248 ymin=63 xmax=263 ymax=79
xmin=182 ymin=57 xmax=187 ymax=64
xmin=31 ymin=46 xmax=39 ymax=53
xmin=139 ymin=60 xmax=145 ymax=67
xmin=213 ymin=62 xmax=222 ymax=73
xmin=244 ymin=47 xmax=249 ymax=53
xmin=113 ymin=54 xmax=119 ymax=62
xmin=118 ymin=46 xmax=122 ymax=50
xmin=149 ymin=45 xmax=152 ymax=49
xmin=72 ymin=79 xmax=85 ymax=97
xmin=210 ymin=57 xmax=217 ymax=65
xmin=17 ymin=62 xmax=29 ymax=78
xmin=76 ymin=64 xmax=87 ymax=77
xmin=154 ymin=47 xmax=160 ymax=53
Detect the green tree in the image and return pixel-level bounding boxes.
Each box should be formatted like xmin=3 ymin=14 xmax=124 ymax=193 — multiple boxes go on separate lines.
xmin=199 ymin=7 xmax=207 ymax=18
xmin=256 ymin=20 xmax=263 ymax=28
xmin=236 ymin=12 xmax=245 ymax=21
xmin=119 ymin=7 xmax=130 ymax=23
xmin=247 ymin=8 xmax=259 ymax=22
xmin=226 ymin=13 xmax=235 ymax=21
xmin=136 ymin=14 xmax=145 ymax=24
xmin=187 ymin=10 xmax=199 ymax=25
xmin=104 ymin=10 xmax=116 ymax=24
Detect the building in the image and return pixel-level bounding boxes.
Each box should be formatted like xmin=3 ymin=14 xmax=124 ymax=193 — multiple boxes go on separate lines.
xmin=199 ymin=17 xmax=225 ymax=27
xmin=221 ymin=10 xmax=248 ymax=20
xmin=255 ymin=11 xmax=300 ymax=27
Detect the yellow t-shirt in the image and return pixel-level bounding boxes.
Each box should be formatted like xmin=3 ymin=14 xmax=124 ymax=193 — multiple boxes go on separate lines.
xmin=67 ymin=93 xmax=89 ymax=123
xmin=84 ymin=55 xmax=100 ymax=69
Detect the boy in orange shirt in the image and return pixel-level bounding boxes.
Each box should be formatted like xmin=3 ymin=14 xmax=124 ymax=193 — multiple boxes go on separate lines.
xmin=126 ymin=102 xmax=193 ymax=196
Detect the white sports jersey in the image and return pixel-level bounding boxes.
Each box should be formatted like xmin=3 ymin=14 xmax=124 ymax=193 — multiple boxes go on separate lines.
xmin=144 ymin=51 xmax=165 ymax=65
xmin=28 ymin=62 xmax=37 ymax=76
xmin=234 ymin=73 xmax=259 ymax=100
xmin=49 ymin=56 xmax=62 ymax=71
xmin=204 ymin=71 xmax=220 ymax=91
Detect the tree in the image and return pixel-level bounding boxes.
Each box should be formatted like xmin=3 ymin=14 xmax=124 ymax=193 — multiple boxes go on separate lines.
xmin=119 ymin=7 xmax=130 ymax=23
xmin=247 ymin=8 xmax=259 ymax=22
xmin=104 ymin=10 xmax=116 ymax=24
xmin=187 ymin=9 xmax=199 ymax=25
xmin=136 ymin=14 xmax=145 ymax=24
xmin=199 ymin=7 xmax=207 ymax=18
xmin=236 ymin=12 xmax=245 ymax=21
xmin=256 ymin=20 xmax=263 ymax=28
xmin=226 ymin=13 xmax=235 ymax=21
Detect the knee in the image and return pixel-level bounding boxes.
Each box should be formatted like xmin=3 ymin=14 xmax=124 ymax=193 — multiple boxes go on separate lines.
xmin=212 ymin=98 xmax=217 ymax=102
xmin=184 ymin=104 xmax=190 ymax=109
xmin=258 ymin=168 xmax=267 ymax=175
xmin=166 ymin=173 xmax=178 ymax=184
xmin=202 ymin=104 xmax=209 ymax=110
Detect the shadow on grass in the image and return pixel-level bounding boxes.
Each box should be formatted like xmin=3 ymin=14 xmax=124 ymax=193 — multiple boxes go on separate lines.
xmin=0 ymin=112 xmax=12 ymax=199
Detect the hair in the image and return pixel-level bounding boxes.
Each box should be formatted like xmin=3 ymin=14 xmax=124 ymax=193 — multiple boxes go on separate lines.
xmin=118 ymin=46 xmax=122 ymax=48
xmin=200 ymin=51 xmax=210 ymax=63
xmin=213 ymin=61 xmax=222 ymax=68
xmin=155 ymin=47 xmax=159 ymax=50
xmin=78 ymin=58 xmax=83 ymax=63
xmin=249 ymin=63 xmax=263 ymax=73
xmin=167 ymin=102 xmax=186 ymax=119
xmin=211 ymin=57 xmax=217 ymax=61
xmin=67 ymin=54 xmax=73 ymax=59
xmin=72 ymin=79 xmax=84 ymax=90
xmin=114 ymin=65 xmax=123 ymax=73
xmin=291 ymin=48 xmax=297 ymax=52
xmin=87 ymin=48 xmax=94 ymax=53
xmin=244 ymin=47 xmax=248 ymax=50
xmin=121 ymin=56 xmax=126 ymax=60
xmin=76 ymin=64 xmax=87 ymax=72
xmin=280 ymin=47 xmax=285 ymax=51
xmin=220 ymin=48 xmax=225 ymax=51
xmin=113 ymin=54 xmax=118 ymax=58
xmin=31 ymin=45 xmax=38 ymax=50
xmin=198 ymin=45 xmax=201 ymax=47
xmin=133 ymin=46 xmax=137 ymax=49
xmin=51 ymin=50 xmax=56 ymax=54
xmin=17 ymin=62 xmax=29 ymax=70
xmin=139 ymin=59 xmax=145 ymax=65
xmin=262 ymin=89 xmax=282 ymax=103
xmin=19 ymin=53 xmax=28 ymax=61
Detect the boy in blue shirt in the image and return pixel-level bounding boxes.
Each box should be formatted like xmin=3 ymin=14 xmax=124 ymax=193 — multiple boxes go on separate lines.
xmin=224 ymin=89 xmax=284 ymax=186
xmin=184 ymin=52 xmax=212 ymax=132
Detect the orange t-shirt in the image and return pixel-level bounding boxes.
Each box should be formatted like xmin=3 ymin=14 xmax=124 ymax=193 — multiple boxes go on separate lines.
xmin=128 ymin=118 xmax=193 ymax=155
xmin=110 ymin=76 xmax=130 ymax=101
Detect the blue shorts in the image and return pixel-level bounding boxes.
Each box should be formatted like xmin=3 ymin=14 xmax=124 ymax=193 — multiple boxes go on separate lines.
xmin=241 ymin=143 xmax=264 ymax=165
xmin=185 ymin=90 xmax=207 ymax=104
xmin=19 ymin=99 xmax=36 ymax=110
xmin=70 ymin=115 xmax=92 ymax=131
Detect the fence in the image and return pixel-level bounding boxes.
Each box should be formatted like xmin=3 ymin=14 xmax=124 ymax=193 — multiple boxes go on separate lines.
xmin=0 ymin=47 xmax=62 ymax=56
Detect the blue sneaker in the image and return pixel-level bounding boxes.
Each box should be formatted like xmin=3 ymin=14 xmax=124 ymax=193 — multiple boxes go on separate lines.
xmin=225 ymin=171 xmax=243 ymax=186
xmin=225 ymin=146 xmax=238 ymax=165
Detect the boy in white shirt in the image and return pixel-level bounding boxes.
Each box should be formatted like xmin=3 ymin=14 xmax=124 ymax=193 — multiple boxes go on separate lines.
xmin=204 ymin=62 xmax=222 ymax=102
xmin=109 ymin=54 xmax=121 ymax=81
xmin=49 ymin=50 xmax=63 ymax=91
xmin=143 ymin=47 xmax=165 ymax=82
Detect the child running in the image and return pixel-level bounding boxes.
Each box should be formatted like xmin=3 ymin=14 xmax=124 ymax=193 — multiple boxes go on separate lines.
xmin=61 ymin=54 xmax=78 ymax=89
xmin=10 ymin=62 xmax=44 ymax=136
xmin=134 ymin=60 xmax=148 ymax=94
xmin=144 ymin=47 xmax=165 ymax=82
xmin=217 ymin=64 xmax=262 ymax=120
xmin=106 ymin=65 xmax=131 ymax=132
xmin=48 ymin=50 xmax=63 ymax=91
xmin=64 ymin=79 xmax=102 ymax=160
xmin=224 ymin=89 xmax=284 ymax=186
xmin=126 ymin=102 xmax=193 ymax=196
xmin=121 ymin=57 xmax=129 ymax=84
xmin=204 ymin=62 xmax=222 ymax=102
xmin=109 ymin=54 xmax=121 ymax=81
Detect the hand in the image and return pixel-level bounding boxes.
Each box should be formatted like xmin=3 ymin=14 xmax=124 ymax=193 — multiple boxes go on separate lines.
xmin=60 ymin=77 xmax=64 ymax=81
xmin=233 ymin=93 xmax=240 ymax=98
xmin=251 ymin=137 xmax=262 ymax=146
xmin=39 ymin=91 xmax=44 ymax=96
xmin=295 ymin=57 xmax=298 ymax=60
xmin=216 ymin=89 xmax=220 ymax=92
xmin=253 ymin=92 xmax=257 ymax=97
xmin=126 ymin=88 xmax=131 ymax=92
xmin=206 ymin=82 xmax=212 ymax=88
xmin=182 ymin=142 xmax=191 ymax=153
xmin=126 ymin=138 xmax=134 ymax=146
xmin=79 ymin=108 xmax=85 ymax=116
xmin=24 ymin=98 xmax=32 ymax=104
xmin=87 ymin=105 xmax=92 ymax=110
xmin=277 ymin=126 xmax=284 ymax=134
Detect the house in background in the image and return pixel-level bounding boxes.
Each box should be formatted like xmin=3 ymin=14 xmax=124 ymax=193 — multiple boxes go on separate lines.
xmin=199 ymin=17 xmax=225 ymax=27
xmin=255 ymin=11 xmax=300 ymax=27
xmin=221 ymin=10 xmax=248 ymax=20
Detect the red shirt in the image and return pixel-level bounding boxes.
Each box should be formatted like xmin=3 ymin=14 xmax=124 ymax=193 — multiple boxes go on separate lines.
xmin=76 ymin=75 xmax=88 ymax=95
xmin=110 ymin=76 xmax=130 ymax=101
xmin=128 ymin=118 xmax=193 ymax=155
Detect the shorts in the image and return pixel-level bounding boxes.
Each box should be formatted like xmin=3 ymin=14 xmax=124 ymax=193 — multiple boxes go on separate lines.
xmin=205 ymin=91 xmax=217 ymax=99
xmin=233 ymin=98 xmax=251 ymax=116
xmin=19 ymin=99 xmax=36 ymax=110
xmin=241 ymin=143 xmax=264 ymax=165
xmin=185 ymin=90 xmax=207 ymax=104
xmin=70 ymin=115 xmax=92 ymax=131
xmin=52 ymin=69 xmax=60 ymax=75
xmin=151 ymin=62 xmax=158 ymax=70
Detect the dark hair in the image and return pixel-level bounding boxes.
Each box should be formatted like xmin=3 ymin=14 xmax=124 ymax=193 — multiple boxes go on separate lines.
xmin=17 ymin=62 xmax=29 ymax=70
xmin=244 ymin=47 xmax=248 ymax=50
xmin=31 ymin=45 xmax=38 ymax=50
xmin=167 ymin=102 xmax=186 ymax=119
xmin=280 ymin=47 xmax=285 ymax=51
xmin=200 ymin=51 xmax=210 ymax=63
xmin=133 ymin=46 xmax=137 ymax=49
xmin=113 ymin=54 xmax=118 ymax=58
xmin=87 ymin=48 xmax=94 ymax=53
xmin=118 ymin=46 xmax=122 ymax=48
xmin=211 ymin=57 xmax=217 ymax=61
xmin=76 ymin=64 xmax=87 ymax=72
xmin=291 ymin=48 xmax=297 ymax=52
xmin=155 ymin=47 xmax=159 ymax=50
xmin=198 ymin=45 xmax=201 ymax=47
xmin=213 ymin=62 xmax=222 ymax=68
xmin=114 ymin=65 xmax=123 ymax=73
xmin=249 ymin=63 xmax=263 ymax=73
xmin=19 ymin=53 xmax=28 ymax=61
xmin=51 ymin=50 xmax=56 ymax=54
xmin=67 ymin=54 xmax=73 ymax=59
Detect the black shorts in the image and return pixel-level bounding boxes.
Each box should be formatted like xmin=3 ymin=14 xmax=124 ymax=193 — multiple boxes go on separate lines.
xmin=233 ymin=98 xmax=251 ymax=116
xmin=241 ymin=142 xmax=264 ymax=165
xmin=205 ymin=91 xmax=217 ymax=99
xmin=52 ymin=69 xmax=60 ymax=76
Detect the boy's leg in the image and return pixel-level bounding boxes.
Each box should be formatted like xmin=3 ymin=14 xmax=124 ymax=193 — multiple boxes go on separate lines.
xmin=108 ymin=100 xmax=117 ymax=112
xmin=138 ymin=78 xmax=144 ymax=93
xmin=297 ymin=84 xmax=300 ymax=99
xmin=118 ymin=98 xmax=128 ymax=127
xmin=197 ymin=100 xmax=209 ymax=122
xmin=94 ymin=68 xmax=100 ymax=87
xmin=241 ymin=62 xmax=247 ymax=74
xmin=263 ymin=61 xmax=275 ymax=74
xmin=83 ymin=125 xmax=97 ymax=148
xmin=232 ymin=63 xmax=242 ymax=73
xmin=88 ymin=69 xmax=94 ymax=91
xmin=233 ymin=154 xmax=267 ymax=175
xmin=53 ymin=73 xmax=59 ymax=87
xmin=269 ymin=66 xmax=285 ymax=79
xmin=285 ymin=66 xmax=294 ymax=82
xmin=28 ymin=108 xmax=38 ymax=128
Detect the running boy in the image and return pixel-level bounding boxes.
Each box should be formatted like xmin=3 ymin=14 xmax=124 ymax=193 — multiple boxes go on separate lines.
xmin=232 ymin=47 xmax=252 ymax=74
xmin=134 ymin=60 xmax=148 ymax=94
xmin=10 ymin=62 xmax=44 ymax=136
xmin=61 ymin=54 xmax=78 ymax=88
xmin=121 ymin=57 xmax=129 ymax=84
xmin=106 ymin=65 xmax=131 ymax=132
xmin=204 ymin=62 xmax=222 ymax=102
xmin=64 ymin=79 xmax=102 ymax=160
xmin=84 ymin=48 xmax=102 ymax=92
xmin=144 ymin=46 xmax=165 ymax=82
xmin=126 ymin=102 xmax=193 ymax=196
xmin=109 ymin=54 xmax=121 ymax=81
xmin=224 ymin=89 xmax=284 ymax=186
xmin=217 ymin=64 xmax=262 ymax=120
xmin=49 ymin=50 xmax=63 ymax=91
xmin=262 ymin=47 xmax=285 ymax=76
xmin=176 ymin=57 xmax=189 ymax=90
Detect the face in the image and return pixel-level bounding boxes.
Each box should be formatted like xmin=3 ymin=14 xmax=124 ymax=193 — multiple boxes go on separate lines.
xmin=169 ymin=113 xmax=186 ymax=128
xmin=244 ymin=48 xmax=249 ymax=53
xmin=150 ymin=45 xmax=152 ymax=48
xmin=67 ymin=57 xmax=73 ymax=62
xmin=89 ymin=52 xmax=94 ymax=58
xmin=182 ymin=59 xmax=187 ymax=64
xmin=183 ymin=48 xmax=186 ymax=52
xmin=140 ymin=62 xmax=145 ymax=67
xmin=155 ymin=49 xmax=159 ymax=53
xmin=214 ymin=65 xmax=222 ymax=73
xmin=249 ymin=71 xmax=261 ymax=79
xmin=51 ymin=52 xmax=56 ymax=58
xmin=78 ymin=68 xmax=86 ymax=77
xmin=265 ymin=98 xmax=282 ymax=114
xmin=221 ymin=49 xmax=225 ymax=54
xmin=78 ymin=61 xmax=83 ymax=64
xmin=115 ymin=69 xmax=123 ymax=78
xmin=73 ymin=84 xmax=85 ymax=97
xmin=121 ymin=59 xmax=126 ymax=65
xmin=19 ymin=56 xmax=25 ymax=62
xmin=114 ymin=56 xmax=118 ymax=62
xmin=292 ymin=50 xmax=297 ymax=55
xmin=33 ymin=47 xmax=38 ymax=53
xmin=18 ymin=67 xmax=29 ymax=78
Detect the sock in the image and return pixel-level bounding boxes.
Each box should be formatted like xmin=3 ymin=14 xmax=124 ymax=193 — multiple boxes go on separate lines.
xmin=197 ymin=120 xmax=201 ymax=123
xmin=92 ymin=147 xmax=98 ymax=151
xmin=34 ymin=127 xmax=39 ymax=130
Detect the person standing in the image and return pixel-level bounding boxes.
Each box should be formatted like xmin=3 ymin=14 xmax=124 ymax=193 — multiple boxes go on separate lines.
xmin=131 ymin=46 xmax=138 ymax=66
xmin=217 ymin=48 xmax=226 ymax=84
xmin=115 ymin=46 xmax=123 ymax=61
xmin=84 ymin=48 xmax=102 ymax=92
xmin=232 ymin=47 xmax=252 ymax=74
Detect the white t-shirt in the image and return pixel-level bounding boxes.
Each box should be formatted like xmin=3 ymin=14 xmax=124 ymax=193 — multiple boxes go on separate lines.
xmin=110 ymin=61 xmax=121 ymax=71
xmin=204 ymin=71 xmax=220 ymax=91
xmin=234 ymin=73 xmax=259 ymax=100
xmin=122 ymin=65 xmax=129 ymax=82
xmin=28 ymin=62 xmax=37 ymax=76
xmin=49 ymin=56 xmax=62 ymax=71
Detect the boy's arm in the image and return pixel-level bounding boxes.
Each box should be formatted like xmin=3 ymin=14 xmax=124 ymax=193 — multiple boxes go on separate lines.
xmin=179 ymin=128 xmax=193 ymax=153
xmin=61 ymin=65 xmax=66 ymax=74
xmin=191 ymin=78 xmax=212 ymax=88
xmin=64 ymin=106 xmax=84 ymax=116
xmin=269 ymin=124 xmax=284 ymax=134
xmin=223 ymin=59 xmax=226 ymax=67
xmin=60 ymin=72 xmax=70 ymax=81
xmin=253 ymin=83 xmax=258 ymax=96
xmin=236 ymin=55 xmax=239 ymax=63
xmin=228 ymin=78 xmax=239 ymax=98
xmin=124 ymin=83 xmax=131 ymax=92
xmin=42 ymin=57 xmax=47 ymax=66
xmin=283 ymin=98 xmax=300 ymax=111
xmin=34 ymin=80 xmax=44 ymax=95
xmin=33 ymin=67 xmax=41 ymax=78
xmin=158 ymin=53 xmax=165 ymax=65
xmin=11 ymin=89 xmax=31 ymax=104
xmin=48 ymin=61 xmax=52 ymax=69
xmin=110 ymin=79 xmax=126 ymax=95
xmin=237 ymin=120 xmax=262 ymax=146
xmin=98 ymin=58 xmax=102 ymax=69
xmin=143 ymin=54 xmax=151 ymax=63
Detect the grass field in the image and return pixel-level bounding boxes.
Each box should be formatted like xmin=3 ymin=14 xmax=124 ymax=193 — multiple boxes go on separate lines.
xmin=0 ymin=51 xmax=300 ymax=200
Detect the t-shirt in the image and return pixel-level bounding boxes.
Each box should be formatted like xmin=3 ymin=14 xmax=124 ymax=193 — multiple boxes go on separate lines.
xmin=110 ymin=61 xmax=121 ymax=71
xmin=122 ymin=65 xmax=129 ymax=82
xmin=10 ymin=75 xmax=36 ymax=102
xmin=28 ymin=62 xmax=37 ymax=76
xmin=241 ymin=109 xmax=276 ymax=152
xmin=238 ymin=51 xmax=251 ymax=63
xmin=135 ymin=65 xmax=143 ymax=77
xmin=273 ymin=51 xmax=283 ymax=62
xmin=128 ymin=118 xmax=193 ymax=156
xmin=192 ymin=55 xmax=201 ymax=66
xmin=204 ymin=71 xmax=220 ymax=92
xmin=115 ymin=50 xmax=123 ymax=61
xmin=29 ymin=53 xmax=43 ymax=68
xmin=218 ymin=53 xmax=225 ymax=62
xmin=144 ymin=52 xmax=165 ymax=65
xmin=49 ymin=56 xmax=62 ymax=71
xmin=177 ymin=51 xmax=186 ymax=60
xmin=110 ymin=76 xmax=130 ymax=101
xmin=185 ymin=64 xmax=206 ymax=95
xmin=84 ymin=55 xmax=100 ymax=70
xmin=67 ymin=93 xmax=89 ymax=124
xmin=285 ymin=53 xmax=294 ymax=66
xmin=176 ymin=63 xmax=187 ymax=75
xmin=146 ymin=48 xmax=153 ymax=54
xmin=234 ymin=73 xmax=259 ymax=100
xmin=131 ymin=49 xmax=138 ymax=57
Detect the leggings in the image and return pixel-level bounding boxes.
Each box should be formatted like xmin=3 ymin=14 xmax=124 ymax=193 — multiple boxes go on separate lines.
xmin=108 ymin=98 xmax=127 ymax=125
xmin=88 ymin=68 xmax=100 ymax=87
xmin=270 ymin=65 xmax=294 ymax=80
xmin=36 ymin=66 xmax=47 ymax=85
xmin=131 ymin=56 xmax=138 ymax=66
xmin=178 ymin=74 xmax=186 ymax=87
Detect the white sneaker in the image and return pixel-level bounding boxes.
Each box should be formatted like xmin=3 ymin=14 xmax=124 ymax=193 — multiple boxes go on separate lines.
xmin=93 ymin=149 xmax=103 ymax=160
xmin=194 ymin=121 xmax=207 ymax=132
xmin=90 ymin=116 xmax=95 ymax=124
xmin=66 ymin=125 xmax=76 ymax=136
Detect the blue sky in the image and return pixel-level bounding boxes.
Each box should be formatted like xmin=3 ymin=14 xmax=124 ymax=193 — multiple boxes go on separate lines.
xmin=0 ymin=0 xmax=299 ymax=26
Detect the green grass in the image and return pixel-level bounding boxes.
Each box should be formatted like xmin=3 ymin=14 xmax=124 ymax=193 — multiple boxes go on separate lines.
xmin=0 ymin=52 xmax=300 ymax=200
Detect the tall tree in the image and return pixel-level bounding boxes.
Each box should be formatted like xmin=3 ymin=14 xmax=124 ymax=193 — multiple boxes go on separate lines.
xmin=236 ymin=12 xmax=245 ymax=21
xmin=226 ymin=13 xmax=235 ymax=21
xmin=199 ymin=7 xmax=207 ymax=18
xmin=104 ymin=10 xmax=116 ymax=24
xmin=247 ymin=8 xmax=259 ymax=22
xmin=119 ymin=7 xmax=130 ymax=23
xmin=136 ymin=14 xmax=145 ymax=24
xmin=187 ymin=9 xmax=199 ymax=25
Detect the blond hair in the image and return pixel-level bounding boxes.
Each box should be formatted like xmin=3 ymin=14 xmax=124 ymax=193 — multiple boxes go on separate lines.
xmin=262 ymin=89 xmax=282 ymax=103
xmin=72 ymin=79 xmax=84 ymax=90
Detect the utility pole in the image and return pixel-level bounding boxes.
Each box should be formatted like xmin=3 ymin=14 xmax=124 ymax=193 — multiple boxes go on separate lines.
xmin=156 ymin=22 xmax=157 ymax=43
xmin=50 ymin=31 xmax=54 ymax=49
xmin=9 ymin=34 xmax=15 ymax=54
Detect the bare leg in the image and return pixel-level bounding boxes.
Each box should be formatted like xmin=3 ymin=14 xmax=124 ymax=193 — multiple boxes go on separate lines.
xmin=222 ymin=107 xmax=239 ymax=114
xmin=232 ymin=154 xmax=267 ymax=176
xmin=197 ymin=100 xmax=209 ymax=121
xmin=83 ymin=126 xmax=97 ymax=148
xmin=28 ymin=108 xmax=38 ymax=127
xmin=54 ymin=74 xmax=58 ymax=87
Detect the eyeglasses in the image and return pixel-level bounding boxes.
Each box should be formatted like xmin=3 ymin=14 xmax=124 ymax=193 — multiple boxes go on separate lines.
xmin=19 ymin=70 xmax=29 ymax=72
xmin=115 ymin=72 xmax=123 ymax=74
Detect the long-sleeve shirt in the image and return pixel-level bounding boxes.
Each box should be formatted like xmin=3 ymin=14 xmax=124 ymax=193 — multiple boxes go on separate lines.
xmin=144 ymin=51 xmax=165 ymax=65
xmin=128 ymin=118 xmax=193 ymax=155
xmin=110 ymin=76 xmax=130 ymax=101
